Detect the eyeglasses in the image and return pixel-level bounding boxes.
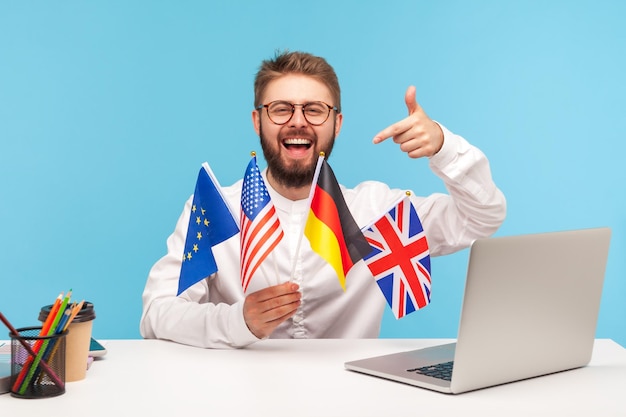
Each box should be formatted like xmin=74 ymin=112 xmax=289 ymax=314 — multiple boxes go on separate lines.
xmin=256 ymin=100 xmax=338 ymax=126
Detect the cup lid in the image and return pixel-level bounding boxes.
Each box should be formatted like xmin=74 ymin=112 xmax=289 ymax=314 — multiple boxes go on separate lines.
xmin=39 ymin=301 xmax=96 ymax=323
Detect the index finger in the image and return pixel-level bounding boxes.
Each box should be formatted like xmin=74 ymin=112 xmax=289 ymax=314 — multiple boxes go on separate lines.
xmin=373 ymin=117 xmax=414 ymax=144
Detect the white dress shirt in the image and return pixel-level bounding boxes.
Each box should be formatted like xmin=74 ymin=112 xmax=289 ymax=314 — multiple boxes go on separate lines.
xmin=140 ymin=125 xmax=506 ymax=348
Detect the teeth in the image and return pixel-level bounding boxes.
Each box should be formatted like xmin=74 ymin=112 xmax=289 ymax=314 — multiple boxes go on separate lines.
xmin=284 ymin=138 xmax=311 ymax=145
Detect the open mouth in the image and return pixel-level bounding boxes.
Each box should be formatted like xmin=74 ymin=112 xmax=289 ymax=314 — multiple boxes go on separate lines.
xmin=283 ymin=138 xmax=313 ymax=151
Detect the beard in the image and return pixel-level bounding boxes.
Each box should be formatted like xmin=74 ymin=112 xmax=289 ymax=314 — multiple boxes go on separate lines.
xmin=259 ymin=121 xmax=336 ymax=189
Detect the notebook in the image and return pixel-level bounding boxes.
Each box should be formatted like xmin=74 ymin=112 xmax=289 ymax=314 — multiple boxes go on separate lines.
xmin=345 ymin=227 xmax=612 ymax=394
xmin=0 ymin=343 xmax=10 ymax=394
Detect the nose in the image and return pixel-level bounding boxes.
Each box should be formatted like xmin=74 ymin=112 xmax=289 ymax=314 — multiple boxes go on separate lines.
xmin=289 ymin=104 xmax=308 ymax=127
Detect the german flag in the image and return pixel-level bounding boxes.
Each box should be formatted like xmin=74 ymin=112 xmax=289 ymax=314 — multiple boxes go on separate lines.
xmin=304 ymin=157 xmax=372 ymax=290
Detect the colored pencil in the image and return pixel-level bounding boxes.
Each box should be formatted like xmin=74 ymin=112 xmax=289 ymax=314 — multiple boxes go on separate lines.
xmin=35 ymin=307 xmax=73 ymax=384
xmin=63 ymin=300 xmax=84 ymax=332
xmin=40 ymin=293 xmax=63 ymax=337
xmin=55 ymin=309 xmax=71 ymax=334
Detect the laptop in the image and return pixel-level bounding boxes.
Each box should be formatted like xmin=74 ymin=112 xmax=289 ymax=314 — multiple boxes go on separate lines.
xmin=345 ymin=227 xmax=611 ymax=394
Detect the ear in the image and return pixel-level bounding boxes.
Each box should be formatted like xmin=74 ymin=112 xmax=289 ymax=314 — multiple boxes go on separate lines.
xmin=252 ymin=109 xmax=261 ymax=135
xmin=334 ymin=112 xmax=343 ymax=138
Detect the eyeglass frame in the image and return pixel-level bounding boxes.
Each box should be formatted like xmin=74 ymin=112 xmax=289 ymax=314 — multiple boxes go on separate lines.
xmin=255 ymin=100 xmax=339 ymax=126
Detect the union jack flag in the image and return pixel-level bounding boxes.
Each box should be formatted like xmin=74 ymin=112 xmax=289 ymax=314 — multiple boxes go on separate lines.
xmin=240 ymin=155 xmax=284 ymax=292
xmin=362 ymin=195 xmax=431 ymax=319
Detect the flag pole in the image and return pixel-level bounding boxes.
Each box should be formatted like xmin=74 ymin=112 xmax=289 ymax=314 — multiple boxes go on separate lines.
xmin=289 ymin=153 xmax=325 ymax=281
xmin=257 ymin=263 xmax=275 ymax=289
xmin=272 ymin=251 xmax=280 ymax=286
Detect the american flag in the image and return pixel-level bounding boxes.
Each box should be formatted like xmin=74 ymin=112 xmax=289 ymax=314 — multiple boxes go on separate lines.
xmin=362 ymin=195 xmax=431 ymax=319
xmin=240 ymin=156 xmax=284 ymax=292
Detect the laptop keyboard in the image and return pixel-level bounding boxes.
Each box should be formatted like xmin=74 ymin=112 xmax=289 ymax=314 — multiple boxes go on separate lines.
xmin=407 ymin=361 xmax=454 ymax=381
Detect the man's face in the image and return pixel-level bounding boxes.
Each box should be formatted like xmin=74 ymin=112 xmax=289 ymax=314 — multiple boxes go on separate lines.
xmin=252 ymin=74 xmax=343 ymax=189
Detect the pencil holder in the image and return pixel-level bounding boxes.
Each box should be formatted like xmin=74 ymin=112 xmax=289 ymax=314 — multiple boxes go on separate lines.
xmin=9 ymin=326 xmax=66 ymax=398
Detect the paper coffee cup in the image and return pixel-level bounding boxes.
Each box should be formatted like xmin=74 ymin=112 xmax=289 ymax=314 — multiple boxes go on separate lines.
xmin=39 ymin=302 xmax=96 ymax=382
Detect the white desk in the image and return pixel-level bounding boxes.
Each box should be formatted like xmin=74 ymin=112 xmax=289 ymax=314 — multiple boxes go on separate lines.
xmin=1 ymin=338 xmax=625 ymax=416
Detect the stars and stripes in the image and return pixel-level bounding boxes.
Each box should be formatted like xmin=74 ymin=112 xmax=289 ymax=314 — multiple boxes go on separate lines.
xmin=240 ymin=155 xmax=284 ymax=292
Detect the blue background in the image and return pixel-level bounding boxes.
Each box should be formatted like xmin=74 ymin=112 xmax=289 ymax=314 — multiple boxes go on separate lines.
xmin=1 ymin=1 xmax=624 ymax=347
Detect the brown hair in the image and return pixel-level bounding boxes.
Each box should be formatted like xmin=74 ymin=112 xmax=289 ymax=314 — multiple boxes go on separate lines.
xmin=254 ymin=50 xmax=341 ymax=113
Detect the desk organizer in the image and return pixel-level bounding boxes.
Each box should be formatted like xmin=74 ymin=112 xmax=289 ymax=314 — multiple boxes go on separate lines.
xmin=9 ymin=326 xmax=66 ymax=398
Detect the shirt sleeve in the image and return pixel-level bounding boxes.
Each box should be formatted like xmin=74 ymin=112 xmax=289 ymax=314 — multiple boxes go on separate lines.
xmin=139 ymin=195 xmax=260 ymax=349
xmin=418 ymin=123 xmax=507 ymax=256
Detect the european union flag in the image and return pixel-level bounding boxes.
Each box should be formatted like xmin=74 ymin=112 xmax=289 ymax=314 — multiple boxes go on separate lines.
xmin=178 ymin=163 xmax=239 ymax=295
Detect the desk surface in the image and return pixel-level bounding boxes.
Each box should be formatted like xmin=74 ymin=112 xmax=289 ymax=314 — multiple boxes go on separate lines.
xmin=1 ymin=338 xmax=625 ymax=416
